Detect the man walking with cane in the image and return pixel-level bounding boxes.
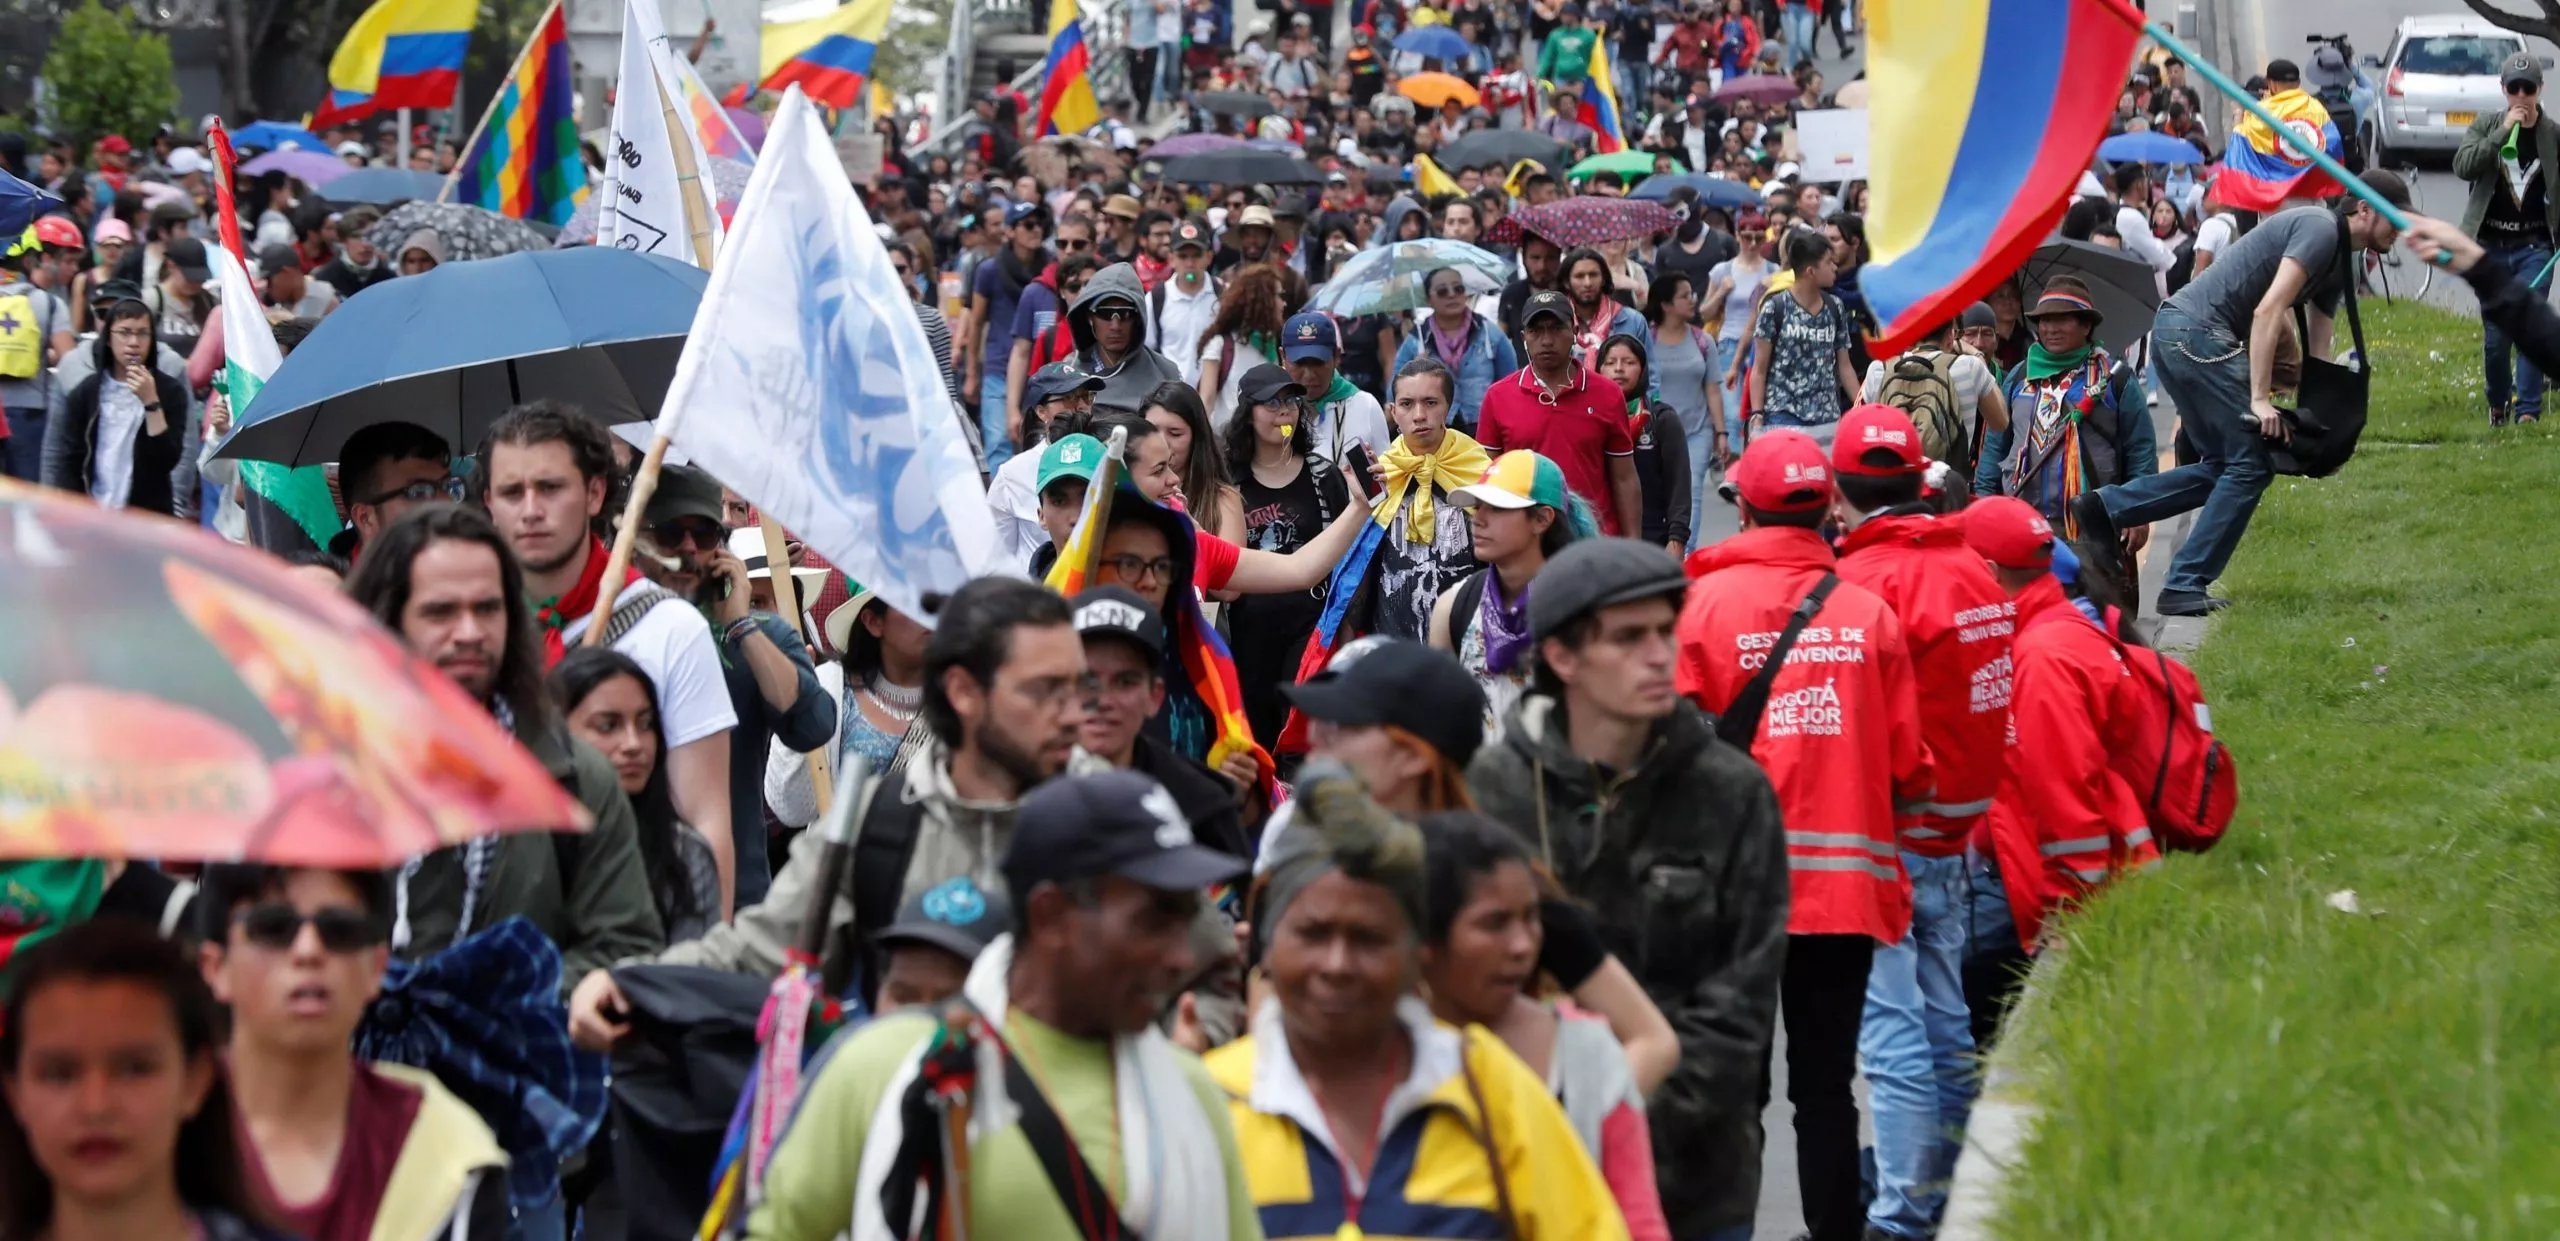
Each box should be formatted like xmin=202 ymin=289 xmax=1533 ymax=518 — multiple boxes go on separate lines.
xmin=2455 ymin=52 xmax=2560 ymax=426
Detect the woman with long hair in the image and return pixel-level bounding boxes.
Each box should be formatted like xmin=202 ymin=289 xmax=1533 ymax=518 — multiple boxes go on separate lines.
xmin=43 ymin=294 xmax=195 ymax=518
xmin=1193 ymin=263 xmax=1288 ymax=431
xmin=1221 ymin=366 xmax=1348 ymax=749
xmin=1645 ymin=272 xmax=1725 ymax=544
xmin=1598 ymin=333 xmax=1694 ymax=554
xmin=1416 ymin=812 xmax=1673 ymax=1241
xmin=1141 ymin=380 xmax=1243 ymax=543
xmin=547 ymin=648 xmax=720 ymax=944
xmin=0 ymin=918 xmax=296 ymax=1241
xmin=767 ymin=589 xmax=932 ymax=832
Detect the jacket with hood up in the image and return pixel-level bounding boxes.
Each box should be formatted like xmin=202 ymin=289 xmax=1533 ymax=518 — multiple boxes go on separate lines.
xmin=1834 ymin=509 xmax=2014 ymax=856
xmin=1467 ymin=695 xmax=1789 ymax=1238
xmin=1067 ymin=262 xmax=1186 ymax=415
xmin=1675 ymin=525 xmax=1933 ymax=944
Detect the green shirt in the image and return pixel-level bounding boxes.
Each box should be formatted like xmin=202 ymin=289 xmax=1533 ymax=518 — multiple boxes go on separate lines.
xmin=745 ymin=1008 xmax=1264 ymax=1241
xmin=1539 ymin=26 xmax=1598 ymax=84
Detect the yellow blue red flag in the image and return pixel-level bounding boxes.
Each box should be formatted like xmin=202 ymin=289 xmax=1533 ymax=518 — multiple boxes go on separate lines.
xmin=1575 ymin=38 xmax=1626 ymax=153
xmin=2211 ymin=87 xmax=2343 ymax=211
xmin=311 ymin=0 xmax=474 ymax=128
xmin=1859 ymin=0 xmax=2140 ymax=355
xmin=758 ymin=0 xmax=894 ymax=110
xmin=1036 ymin=0 xmax=1102 ymax=137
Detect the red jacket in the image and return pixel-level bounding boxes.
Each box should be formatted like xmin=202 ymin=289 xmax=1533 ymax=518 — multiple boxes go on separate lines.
xmin=1984 ymin=575 xmax=2163 ymax=950
xmin=1835 ymin=512 xmax=2015 ymax=857
xmin=1676 ymin=526 xmax=1933 ymax=944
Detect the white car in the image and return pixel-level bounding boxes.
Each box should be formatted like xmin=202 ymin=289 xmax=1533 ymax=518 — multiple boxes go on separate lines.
xmin=2365 ymin=15 xmax=2534 ymax=164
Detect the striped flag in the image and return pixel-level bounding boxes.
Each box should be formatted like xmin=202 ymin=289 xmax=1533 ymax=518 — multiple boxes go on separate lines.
xmin=207 ymin=122 xmax=339 ymax=549
xmin=1576 ymin=37 xmax=1626 ymax=153
xmin=756 ymin=0 xmax=894 ymax=110
xmin=2211 ymin=86 xmax=2344 ymax=211
xmin=309 ymin=0 xmax=474 ymax=127
xmin=1041 ymin=429 xmax=1126 ymax=597
xmin=1035 ymin=0 xmax=1101 ymax=137
xmin=446 ymin=0 xmax=590 ymax=225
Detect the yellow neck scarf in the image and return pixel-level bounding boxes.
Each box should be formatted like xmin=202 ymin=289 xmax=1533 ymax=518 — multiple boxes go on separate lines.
xmin=1376 ymin=429 xmax=1491 ymax=543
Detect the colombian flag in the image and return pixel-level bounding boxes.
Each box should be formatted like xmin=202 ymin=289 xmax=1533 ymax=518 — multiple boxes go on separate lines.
xmin=1575 ymin=37 xmax=1626 ymax=154
xmin=2211 ymin=88 xmax=2344 ymax=211
xmin=1858 ymin=0 xmax=2140 ymax=356
xmin=1036 ymin=0 xmax=1101 ymax=138
xmin=310 ymin=0 xmax=474 ymax=128
xmin=758 ymin=0 xmax=893 ymax=111
xmin=447 ymin=2 xmax=589 ymax=225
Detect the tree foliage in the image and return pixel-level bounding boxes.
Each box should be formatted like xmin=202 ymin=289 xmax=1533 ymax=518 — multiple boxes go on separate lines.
xmin=2461 ymin=0 xmax=2560 ymax=45
xmin=872 ymin=0 xmax=954 ymax=100
xmin=41 ymin=0 xmax=182 ymax=143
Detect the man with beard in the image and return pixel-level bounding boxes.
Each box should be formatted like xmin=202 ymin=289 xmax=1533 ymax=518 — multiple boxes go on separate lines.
xmin=1560 ymin=245 xmax=1651 ymax=373
xmin=344 ymin=504 xmax=665 ymax=986
xmin=636 ymin=464 xmax=835 ymax=908
xmin=1062 ymin=261 xmax=1185 ymax=415
xmin=477 ymin=402 xmax=739 ymax=916
xmin=1132 ymin=209 xmax=1176 ymax=289
xmin=1497 ymin=232 xmax=1565 ymax=353
xmin=1213 ymin=203 xmax=1278 ymax=275
xmin=567 ymin=577 xmax=1103 ymax=1047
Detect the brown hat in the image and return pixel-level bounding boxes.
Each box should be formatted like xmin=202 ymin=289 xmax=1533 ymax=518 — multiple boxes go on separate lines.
xmin=1102 ymin=193 xmax=1142 ymax=220
xmin=1234 ymin=204 xmax=1276 ymax=230
xmin=2023 ymin=275 xmax=2102 ymax=325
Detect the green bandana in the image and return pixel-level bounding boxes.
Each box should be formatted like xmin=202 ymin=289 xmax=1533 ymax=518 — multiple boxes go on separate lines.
xmin=2025 ymin=340 xmax=2095 ymax=383
xmin=1323 ymin=371 xmax=1361 ymax=407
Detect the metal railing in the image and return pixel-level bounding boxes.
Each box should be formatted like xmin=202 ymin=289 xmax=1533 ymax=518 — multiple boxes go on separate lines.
xmin=920 ymin=0 xmax=1130 ymax=158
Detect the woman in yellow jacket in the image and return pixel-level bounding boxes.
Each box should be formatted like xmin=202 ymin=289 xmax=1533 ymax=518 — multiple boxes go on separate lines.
xmin=1207 ymin=766 xmax=1631 ymax=1241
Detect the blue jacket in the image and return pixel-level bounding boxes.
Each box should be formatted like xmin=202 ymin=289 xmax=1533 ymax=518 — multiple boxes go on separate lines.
xmin=1974 ymin=356 xmax=2158 ymax=500
xmin=1394 ymin=312 xmax=1520 ymax=433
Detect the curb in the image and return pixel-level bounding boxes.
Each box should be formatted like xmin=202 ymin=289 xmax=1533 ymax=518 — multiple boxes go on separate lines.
xmin=1938 ymin=942 xmax=2066 ymax=1240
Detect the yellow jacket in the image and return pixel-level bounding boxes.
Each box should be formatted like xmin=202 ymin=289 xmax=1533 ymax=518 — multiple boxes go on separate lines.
xmin=368 ymin=1061 xmax=509 ymax=1241
xmin=1205 ymin=999 xmax=1630 ymax=1241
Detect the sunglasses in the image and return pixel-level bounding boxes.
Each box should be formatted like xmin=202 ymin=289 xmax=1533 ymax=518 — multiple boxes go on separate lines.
xmin=2512 ymin=81 xmax=2540 ymax=97
xmin=235 ymin=903 xmax=384 ymax=953
xmin=366 ymin=475 xmax=467 ymax=507
xmin=1060 ymin=237 xmax=1094 ymax=251
xmin=1093 ymin=307 xmax=1139 ymax=323
xmin=652 ymin=518 xmax=726 ymax=550
xmin=1428 ymin=282 xmax=1467 ymax=297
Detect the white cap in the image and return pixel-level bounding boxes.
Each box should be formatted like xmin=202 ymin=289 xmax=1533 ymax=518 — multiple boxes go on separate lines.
xmin=168 ymin=147 xmax=211 ymax=176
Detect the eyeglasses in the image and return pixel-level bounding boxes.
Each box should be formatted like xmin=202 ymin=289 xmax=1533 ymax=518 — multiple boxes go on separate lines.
xmin=2512 ymin=81 xmax=2541 ymax=97
xmin=1093 ymin=307 xmax=1138 ymax=323
xmin=651 ymin=518 xmax=726 ymax=550
xmin=366 ymin=475 xmax=466 ymax=507
xmin=235 ymin=903 xmax=384 ymax=953
xmin=108 ymin=327 xmax=153 ymax=342
xmin=1101 ymin=553 xmax=1176 ymax=583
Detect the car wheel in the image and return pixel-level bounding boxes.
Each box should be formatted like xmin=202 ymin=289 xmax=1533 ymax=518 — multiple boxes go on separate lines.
xmin=2366 ymin=124 xmax=2397 ymax=171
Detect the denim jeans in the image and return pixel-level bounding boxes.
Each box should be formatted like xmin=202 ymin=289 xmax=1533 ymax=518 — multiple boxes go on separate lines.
xmin=1860 ymin=851 xmax=1976 ymax=1238
xmin=1157 ymin=42 xmax=1184 ymax=109
xmin=2484 ymin=242 xmax=2551 ymax=418
xmin=2095 ymin=304 xmax=2269 ymax=596
xmin=511 ymin=1188 xmax=566 ymax=1241
xmin=977 ymin=373 xmax=1014 ymax=470
xmin=1961 ymin=853 xmax=2031 ymax=1051
xmin=1780 ymin=2 xmax=1817 ymax=70
xmin=3 ymin=406 xmax=41 ymax=481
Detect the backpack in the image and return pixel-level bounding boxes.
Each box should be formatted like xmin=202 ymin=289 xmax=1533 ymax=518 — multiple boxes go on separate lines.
xmin=1878 ymin=348 xmax=1965 ymax=469
xmin=0 ymin=283 xmax=48 ymax=380
xmin=2105 ymin=611 xmax=2238 ymax=852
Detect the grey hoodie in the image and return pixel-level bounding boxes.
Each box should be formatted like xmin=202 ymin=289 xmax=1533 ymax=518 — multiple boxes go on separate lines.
xmin=1066 ymin=262 xmax=1185 ymax=415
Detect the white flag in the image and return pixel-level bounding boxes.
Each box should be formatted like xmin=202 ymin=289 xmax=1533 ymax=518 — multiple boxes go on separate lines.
xmin=598 ymin=0 xmax=722 ymax=264
xmin=658 ymin=88 xmax=996 ymax=626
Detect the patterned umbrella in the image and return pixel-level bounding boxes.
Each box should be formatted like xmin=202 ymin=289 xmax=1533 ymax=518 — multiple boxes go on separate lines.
xmin=1715 ymin=74 xmax=1800 ymax=104
xmin=365 ymin=200 xmax=555 ymax=263
xmin=1486 ymin=196 xmax=1681 ymax=248
xmin=1310 ymin=238 xmax=1512 ymax=318
xmin=0 ymin=480 xmax=589 ymax=866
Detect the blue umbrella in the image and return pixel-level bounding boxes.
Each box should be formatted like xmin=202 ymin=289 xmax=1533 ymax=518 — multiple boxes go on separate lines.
xmin=0 ymin=169 xmax=61 ymax=237
xmin=217 ymin=246 xmax=709 ymax=466
xmin=2098 ymin=131 xmax=2209 ymax=166
xmin=1392 ymin=25 xmax=1474 ymax=62
xmin=319 ymin=166 xmax=448 ymax=205
xmin=1311 ymin=238 xmax=1512 ymax=318
xmin=1630 ymin=172 xmax=1762 ymax=210
xmin=231 ymin=120 xmax=330 ymax=153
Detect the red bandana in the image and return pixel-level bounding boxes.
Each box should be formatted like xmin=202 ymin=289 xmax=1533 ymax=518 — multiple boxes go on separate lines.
xmin=534 ymin=535 xmax=643 ymax=667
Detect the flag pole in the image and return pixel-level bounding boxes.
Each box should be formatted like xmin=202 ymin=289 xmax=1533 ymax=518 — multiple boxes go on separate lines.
xmin=758 ymin=512 xmax=838 ymax=820
xmin=2085 ymin=0 xmax=2447 ymax=264
xmin=441 ymin=0 xmax=565 ymax=204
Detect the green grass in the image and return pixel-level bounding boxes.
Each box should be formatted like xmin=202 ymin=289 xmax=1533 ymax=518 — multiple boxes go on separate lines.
xmin=1994 ymin=302 xmax=2560 ymax=1239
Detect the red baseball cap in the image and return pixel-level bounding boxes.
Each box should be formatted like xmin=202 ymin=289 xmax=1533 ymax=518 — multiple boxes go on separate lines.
xmin=1730 ymin=430 xmax=1833 ymax=514
xmin=1832 ymin=404 xmax=1926 ymax=476
xmin=1963 ymin=497 xmax=2055 ymax=570
xmin=97 ymin=135 xmax=132 ymax=155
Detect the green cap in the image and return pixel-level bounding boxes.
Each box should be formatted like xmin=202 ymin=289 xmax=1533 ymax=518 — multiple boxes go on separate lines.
xmin=1037 ymin=433 xmax=1107 ymax=494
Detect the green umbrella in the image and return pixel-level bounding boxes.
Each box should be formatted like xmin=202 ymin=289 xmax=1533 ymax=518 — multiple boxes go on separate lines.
xmin=1570 ymin=150 xmax=1680 ymax=180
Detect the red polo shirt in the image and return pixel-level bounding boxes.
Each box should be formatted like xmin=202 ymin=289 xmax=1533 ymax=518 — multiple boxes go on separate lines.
xmin=1476 ymin=365 xmax=1637 ymax=535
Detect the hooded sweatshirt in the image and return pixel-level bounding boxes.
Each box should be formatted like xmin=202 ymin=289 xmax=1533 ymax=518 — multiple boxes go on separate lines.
xmin=1066 ymin=262 xmax=1185 ymax=415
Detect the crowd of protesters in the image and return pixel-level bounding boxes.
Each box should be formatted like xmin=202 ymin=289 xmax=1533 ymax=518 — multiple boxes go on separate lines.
xmin=0 ymin=7 xmax=2466 ymax=1241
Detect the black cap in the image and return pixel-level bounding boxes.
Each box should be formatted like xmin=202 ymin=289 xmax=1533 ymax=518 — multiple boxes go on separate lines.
xmin=1237 ymin=363 xmax=1306 ymax=408
xmin=1282 ymin=636 xmax=1486 ymax=765
xmin=1171 ymin=220 xmax=1212 ymax=252
xmin=1527 ymin=537 xmax=1689 ymax=642
xmin=162 ymin=236 xmax=211 ymax=283
xmin=254 ymin=242 xmax=303 ymax=274
xmin=2504 ymin=52 xmax=2544 ymax=89
xmin=1073 ymin=585 xmax=1167 ymax=657
xmin=1003 ymin=769 xmax=1250 ymax=898
xmin=643 ymin=462 xmax=725 ymax=527
xmin=1521 ymin=289 xmax=1573 ymax=328
xmin=2265 ymin=58 xmax=2300 ymax=84
xmin=1023 ymin=359 xmax=1105 ymax=409
xmin=875 ymin=876 xmax=1010 ymax=960
xmin=1959 ymin=302 xmax=1997 ymax=331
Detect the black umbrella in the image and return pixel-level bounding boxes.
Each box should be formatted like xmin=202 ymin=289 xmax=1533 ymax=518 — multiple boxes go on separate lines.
xmin=1435 ymin=130 xmax=1572 ymax=173
xmin=2013 ymin=239 xmax=2161 ymax=357
xmin=1192 ymin=91 xmax=1277 ymax=118
xmin=1160 ymin=147 xmax=1324 ymax=185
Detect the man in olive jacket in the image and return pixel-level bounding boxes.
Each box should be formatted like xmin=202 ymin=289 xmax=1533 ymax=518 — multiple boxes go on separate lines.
xmin=347 ymin=503 xmax=667 ymax=996
xmin=1466 ymin=538 xmax=1789 ymax=1241
xmin=2455 ymin=51 xmax=2560 ymax=424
